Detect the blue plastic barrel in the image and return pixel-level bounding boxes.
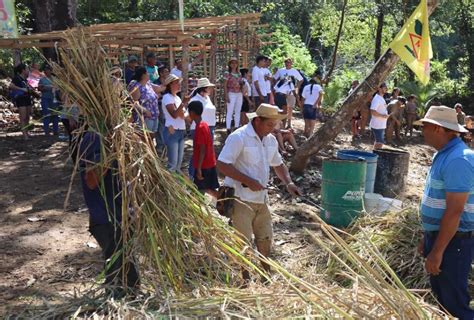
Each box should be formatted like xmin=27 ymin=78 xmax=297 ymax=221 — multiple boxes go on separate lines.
xmin=337 ymin=150 xmax=379 ymax=193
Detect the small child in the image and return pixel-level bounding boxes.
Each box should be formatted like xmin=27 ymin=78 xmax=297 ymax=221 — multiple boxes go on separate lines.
xmin=188 ymin=101 xmax=219 ymax=198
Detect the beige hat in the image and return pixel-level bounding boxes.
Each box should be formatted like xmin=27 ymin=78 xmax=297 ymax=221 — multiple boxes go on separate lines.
xmin=195 ymin=77 xmax=215 ymax=89
xmin=247 ymin=103 xmax=288 ymax=121
xmin=228 ymin=57 xmax=239 ymax=63
xmin=110 ymin=66 xmax=122 ymax=77
xmin=420 ymin=105 xmax=468 ymax=133
xmin=164 ymin=74 xmax=182 ymax=86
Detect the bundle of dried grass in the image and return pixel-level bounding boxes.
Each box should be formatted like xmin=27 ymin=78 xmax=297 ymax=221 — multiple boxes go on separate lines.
xmin=325 ymin=208 xmax=429 ymax=289
xmin=52 ymin=29 xmax=264 ymax=294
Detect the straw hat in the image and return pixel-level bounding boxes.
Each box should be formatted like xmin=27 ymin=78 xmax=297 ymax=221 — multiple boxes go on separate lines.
xmin=195 ymin=78 xmax=215 ymax=89
xmin=247 ymin=103 xmax=288 ymax=121
xmin=419 ymin=105 xmax=468 ymax=133
xmin=110 ymin=66 xmax=122 ymax=77
xmin=228 ymin=57 xmax=239 ymax=63
xmin=164 ymin=74 xmax=182 ymax=86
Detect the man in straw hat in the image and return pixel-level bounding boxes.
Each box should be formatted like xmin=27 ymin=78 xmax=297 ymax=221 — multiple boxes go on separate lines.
xmin=217 ymin=104 xmax=302 ymax=280
xmin=417 ymin=105 xmax=474 ymax=319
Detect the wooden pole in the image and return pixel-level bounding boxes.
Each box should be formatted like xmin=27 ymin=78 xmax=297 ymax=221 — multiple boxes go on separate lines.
xmin=181 ymin=41 xmax=189 ymax=94
xmin=209 ymin=32 xmax=217 ymax=84
xmin=290 ymin=0 xmax=439 ymax=174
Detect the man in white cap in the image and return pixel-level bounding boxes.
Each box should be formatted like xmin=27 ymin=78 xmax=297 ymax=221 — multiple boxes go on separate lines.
xmin=417 ymin=106 xmax=474 ymax=319
xmin=217 ymin=104 xmax=301 ymax=280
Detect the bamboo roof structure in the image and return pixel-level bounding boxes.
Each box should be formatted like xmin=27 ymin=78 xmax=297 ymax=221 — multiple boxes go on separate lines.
xmin=0 ymin=13 xmax=265 ymax=123
xmin=0 ymin=13 xmax=262 ymax=50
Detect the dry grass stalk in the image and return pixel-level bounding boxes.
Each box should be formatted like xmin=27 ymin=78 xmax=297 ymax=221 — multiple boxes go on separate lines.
xmin=36 ymin=29 xmax=448 ymax=319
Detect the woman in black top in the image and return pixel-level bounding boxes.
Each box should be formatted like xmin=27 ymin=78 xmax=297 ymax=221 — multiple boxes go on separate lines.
xmin=9 ymin=63 xmax=33 ymax=140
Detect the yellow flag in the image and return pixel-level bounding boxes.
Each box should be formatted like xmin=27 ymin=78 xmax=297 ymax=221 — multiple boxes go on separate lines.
xmin=390 ymin=0 xmax=432 ymax=85
xmin=0 ymin=0 xmax=19 ymax=38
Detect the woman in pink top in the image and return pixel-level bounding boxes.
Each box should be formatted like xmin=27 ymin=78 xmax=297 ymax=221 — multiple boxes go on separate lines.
xmin=223 ymin=57 xmax=243 ymax=134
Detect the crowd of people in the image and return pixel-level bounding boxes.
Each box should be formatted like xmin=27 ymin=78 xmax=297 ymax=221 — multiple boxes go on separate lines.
xmin=7 ymin=55 xmax=474 ymax=318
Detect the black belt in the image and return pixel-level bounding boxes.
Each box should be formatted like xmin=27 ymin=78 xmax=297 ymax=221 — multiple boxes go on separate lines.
xmin=426 ymin=231 xmax=474 ymax=239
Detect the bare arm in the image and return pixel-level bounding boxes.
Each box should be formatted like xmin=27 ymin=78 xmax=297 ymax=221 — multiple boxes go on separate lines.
xmin=254 ymin=80 xmax=263 ymax=98
xmin=9 ymin=82 xmax=27 ymax=92
xmin=425 ymin=192 xmax=469 ymax=275
xmin=166 ymin=102 xmax=186 ymax=119
xmin=151 ymin=84 xmax=166 ymax=95
xmin=371 ymin=109 xmax=389 ymax=119
xmin=273 ymin=164 xmax=301 ymax=197
xmin=223 ymin=79 xmax=229 ymax=102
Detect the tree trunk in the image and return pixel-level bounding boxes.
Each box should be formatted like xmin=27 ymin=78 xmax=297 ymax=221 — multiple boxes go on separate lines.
xmin=32 ymin=0 xmax=53 ymax=33
xmin=290 ymin=0 xmax=439 ymax=174
xmin=53 ymin=0 xmax=77 ymax=30
xmin=374 ymin=0 xmax=384 ymax=62
xmin=459 ymin=2 xmax=474 ymax=94
xmin=32 ymin=0 xmax=55 ymax=61
xmin=128 ymin=0 xmax=139 ymax=17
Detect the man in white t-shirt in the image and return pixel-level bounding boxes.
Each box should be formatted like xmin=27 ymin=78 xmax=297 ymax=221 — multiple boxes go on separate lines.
xmin=369 ymin=82 xmax=389 ymax=149
xmin=251 ymin=55 xmax=269 ymax=108
xmin=273 ymin=58 xmax=303 ymax=128
xmin=263 ymin=57 xmax=274 ymax=104
xmin=170 ymin=54 xmax=203 ymax=78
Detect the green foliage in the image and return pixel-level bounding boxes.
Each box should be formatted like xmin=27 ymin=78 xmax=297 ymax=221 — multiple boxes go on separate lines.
xmin=398 ymin=81 xmax=441 ymax=114
xmin=261 ymin=26 xmax=316 ymax=76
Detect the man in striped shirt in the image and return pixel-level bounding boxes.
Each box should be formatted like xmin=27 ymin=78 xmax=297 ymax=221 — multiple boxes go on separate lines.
xmin=418 ymin=106 xmax=474 ymax=319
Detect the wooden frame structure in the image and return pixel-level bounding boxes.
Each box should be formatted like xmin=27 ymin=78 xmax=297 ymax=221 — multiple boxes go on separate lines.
xmin=0 ymin=13 xmax=264 ymax=121
xmin=0 ymin=13 xmax=263 ymax=96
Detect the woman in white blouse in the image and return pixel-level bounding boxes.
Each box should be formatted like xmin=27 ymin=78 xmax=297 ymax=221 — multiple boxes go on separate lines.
xmin=161 ymin=74 xmax=189 ymax=172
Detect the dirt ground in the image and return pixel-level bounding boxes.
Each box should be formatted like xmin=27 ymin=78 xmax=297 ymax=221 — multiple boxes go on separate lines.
xmin=0 ymin=115 xmax=435 ymax=317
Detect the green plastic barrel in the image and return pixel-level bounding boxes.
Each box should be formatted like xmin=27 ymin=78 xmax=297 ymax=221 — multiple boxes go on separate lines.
xmin=321 ymin=158 xmax=366 ymax=228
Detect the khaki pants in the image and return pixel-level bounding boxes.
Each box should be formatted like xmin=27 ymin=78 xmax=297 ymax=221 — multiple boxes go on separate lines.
xmin=231 ymin=198 xmax=273 ymax=243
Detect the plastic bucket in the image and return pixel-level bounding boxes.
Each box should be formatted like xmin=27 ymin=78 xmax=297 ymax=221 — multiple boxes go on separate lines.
xmin=321 ymin=158 xmax=366 ymax=228
xmin=337 ymin=150 xmax=378 ymax=193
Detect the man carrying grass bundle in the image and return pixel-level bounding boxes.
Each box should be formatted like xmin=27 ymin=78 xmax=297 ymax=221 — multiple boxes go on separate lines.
xmin=217 ymin=104 xmax=301 ymax=281
xmin=79 ymin=131 xmax=140 ymax=298
xmin=418 ymin=106 xmax=474 ymax=319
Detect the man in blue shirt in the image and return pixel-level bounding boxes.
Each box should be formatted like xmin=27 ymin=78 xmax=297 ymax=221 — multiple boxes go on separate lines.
xmin=418 ymin=106 xmax=474 ymax=319
xmin=79 ymin=131 xmax=139 ymax=297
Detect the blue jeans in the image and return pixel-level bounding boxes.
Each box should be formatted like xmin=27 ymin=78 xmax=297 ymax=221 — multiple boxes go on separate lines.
xmin=41 ymin=98 xmax=59 ymax=135
xmin=188 ymin=126 xmax=215 ymax=177
xmin=424 ymin=232 xmax=474 ymax=319
xmin=155 ymin=118 xmax=166 ymax=153
xmin=371 ymin=128 xmax=385 ymax=144
xmin=163 ymin=128 xmax=186 ymax=172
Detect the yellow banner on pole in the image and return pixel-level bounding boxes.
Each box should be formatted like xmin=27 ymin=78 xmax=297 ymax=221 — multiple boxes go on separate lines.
xmin=389 ymin=0 xmax=432 ymax=85
xmin=0 ymin=0 xmax=19 ymax=38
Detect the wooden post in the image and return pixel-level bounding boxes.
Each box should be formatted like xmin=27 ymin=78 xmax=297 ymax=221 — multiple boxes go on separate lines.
xmin=181 ymin=41 xmax=189 ymax=94
xmin=202 ymin=45 xmax=208 ymax=77
xmin=209 ymin=32 xmax=217 ymax=84
xmin=169 ymin=45 xmax=174 ymax=69
xmin=13 ymin=48 xmax=21 ymax=66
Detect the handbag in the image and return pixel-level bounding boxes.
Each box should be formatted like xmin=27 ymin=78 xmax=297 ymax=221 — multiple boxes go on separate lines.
xmin=216 ymin=186 xmax=235 ymax=217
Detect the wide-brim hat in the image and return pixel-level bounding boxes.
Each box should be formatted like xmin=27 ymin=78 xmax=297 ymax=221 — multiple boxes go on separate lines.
xmin=195 ymin=78 xmax=215 ymax=89
xmin=228 ymin=57 xmax=239 ymax=63
xmin=247 ymin=103 xmax=287 ymax=121
xmin=164 ymin=74 xmax=182 ymax=86
xmin=420 ymin=105 xmax=468 ymax=133
xmin=110 ymin=66 xmax=122 ymax=77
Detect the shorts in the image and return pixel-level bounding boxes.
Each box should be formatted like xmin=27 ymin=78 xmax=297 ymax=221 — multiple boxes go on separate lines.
xmin=231 ymin=198 xmax=273 ymax=243
xmin=303 ymin=104 xmax=321 ymax=120
xmin=194 ymin=167 xmax=219 ymax=191
xmin=371 ymin=128 xmax=385 ymax=144
xmin=241 ymin=98 xmax=250 ymax=113
xmin=286 ymin=94 xmax=296 ymax=109
xmin=252 ymin=95 xmax=269 ymax=108
xmin=144 ymin=118 xmax=159 ymax=132
xmin=274 ymin=92 xmax=286 ymax=109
